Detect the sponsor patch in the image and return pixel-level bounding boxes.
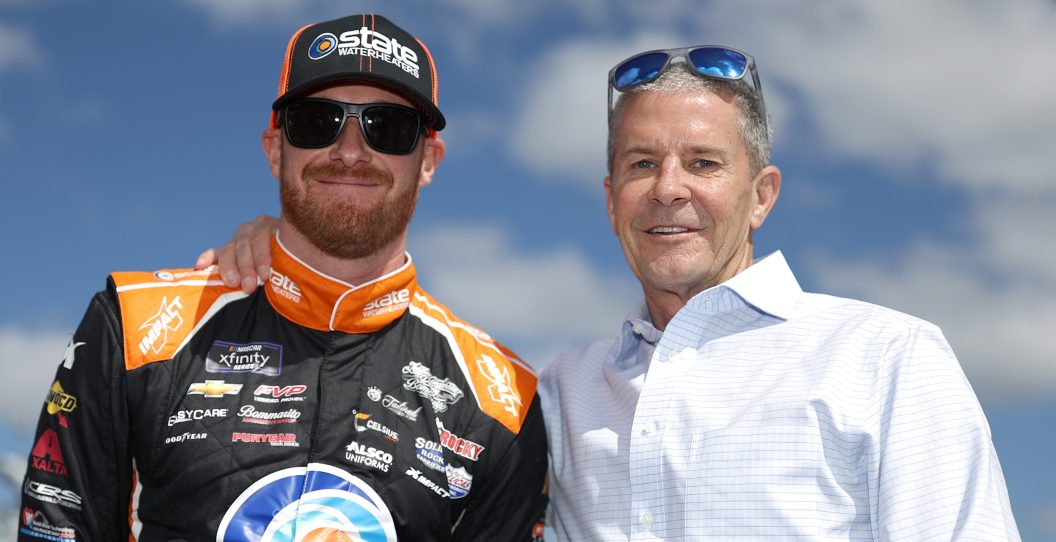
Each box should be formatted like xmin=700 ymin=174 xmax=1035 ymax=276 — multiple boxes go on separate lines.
xmin=238 ymin=405 xmax=300 ymax=425
xmin=415 ymin=437 xmax=445 ymax=472
xmin=30 ymin=429 xmax=67 ymax=476
xmin=253 ymin=384 xmax=307 ymax=403
xmin=20 ymin=507 xmax=77 ymax=541
xmin=405 ymin=467 xmax=449 ymax=498
xmin=401 ymin=361 xmax=464 ymax=413
xmin=23 ymin=480 xmax=82 ymax=511
xmin=363 ymin=289 xmax=410 ymax=318
xmin=477 ymin=354 xmax=523 ymax=417
xmin=168 ymin=408 xmax=228 ymax=427
xmin=137 ymin=295 xmax=184 ymax=355
xmin=187 ymin=380 xmax=243 ymax=398
xmin=61 ymin=339 xmax=85 ymax=370
xmin=154 ymin=269 xmax=213 ymax=281
xmin=446 ymin=465 xmax=473 ymax=499
xmin=367 ymin=386 xmax=382 ymax=402
xmin=269 ymin=270 xmax=302 ymax=303
xmin=354 ymin=411 xmax=399 ymax=442
xmin=320 ymin=26 xmax=421 ymax=79
xmin=232 ymin=432 xmax=299 ymax=447
xmin=45 ymin=381 xmax=76 ymax=427
xmin=381 ymin=394 xmax=421 ymax=421
xmin=206 ymin=341 xmax=282 ymax=376
xmin=436 ymin=418 xmax=485 ymax=461
xmin=345 ymin=441 xmax=393 ymax=472
xmin=164 ymin=432 xmax=207 ymax=445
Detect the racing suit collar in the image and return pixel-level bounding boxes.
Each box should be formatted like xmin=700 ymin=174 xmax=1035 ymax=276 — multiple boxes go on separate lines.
xmin=265 ymin=234 xmax=418 ymax=333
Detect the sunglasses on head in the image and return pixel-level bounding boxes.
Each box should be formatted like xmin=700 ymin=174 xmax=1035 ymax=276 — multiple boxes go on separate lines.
xmin=608 ymin=45 xmax=767 ymax=123
xmin=282 ymin=98 xmax=425 ymax=154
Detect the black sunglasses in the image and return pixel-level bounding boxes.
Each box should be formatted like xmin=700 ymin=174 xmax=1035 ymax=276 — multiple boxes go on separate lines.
xmin=282 ymin=98 xmax=424 ymax=154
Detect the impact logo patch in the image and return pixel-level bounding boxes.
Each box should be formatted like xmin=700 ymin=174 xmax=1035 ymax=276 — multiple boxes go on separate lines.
xmin=206 ymin=341 xmax=282 ymax=376
xmin=217 ymin=463 xmax=397 ymax=542
xmin=137 ymin=296 xmax=184 ymax=355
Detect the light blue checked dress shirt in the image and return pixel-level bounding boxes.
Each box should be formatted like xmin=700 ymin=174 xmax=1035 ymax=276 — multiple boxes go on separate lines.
xmin=540 ymin=252 xmax=1019 ymax=541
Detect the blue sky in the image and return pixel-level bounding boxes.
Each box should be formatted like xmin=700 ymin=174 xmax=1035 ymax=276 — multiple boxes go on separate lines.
xmin=2 ymin=0 xmax=1054 ymax=538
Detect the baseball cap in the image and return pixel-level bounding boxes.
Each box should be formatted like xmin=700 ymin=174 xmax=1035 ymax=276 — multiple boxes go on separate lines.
xmin=271 ymin=14 xmax=445 ymax=131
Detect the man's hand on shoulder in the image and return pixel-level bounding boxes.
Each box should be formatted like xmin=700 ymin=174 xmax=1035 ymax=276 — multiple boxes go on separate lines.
xmin=194 ymin=214 xmax=279 ymax=294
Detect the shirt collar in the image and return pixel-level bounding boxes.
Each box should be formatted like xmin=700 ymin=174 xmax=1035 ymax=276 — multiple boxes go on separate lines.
xmin=265 ymin=234 xmax=418 ymax=333
xmin=721 ymin=251 xmax=801 ymax=320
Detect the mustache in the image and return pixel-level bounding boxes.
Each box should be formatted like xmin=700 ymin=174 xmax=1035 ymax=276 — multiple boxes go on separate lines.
xmin=303 ymin=162 xmax=393 ymax=185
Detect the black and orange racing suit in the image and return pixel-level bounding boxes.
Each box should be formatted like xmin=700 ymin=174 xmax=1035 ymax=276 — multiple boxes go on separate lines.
xmin=18 ymin=235 xmax=547 ymax=541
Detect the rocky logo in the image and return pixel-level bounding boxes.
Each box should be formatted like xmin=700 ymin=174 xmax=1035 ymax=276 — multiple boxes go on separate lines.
xmin=206 ymin=341 xmax=283 ymax=376
xmin=30 ymin=429 xmax=67 ymax=476
xmin=401 ymin=361 xmax=463 ymax=413
xmin=435 ymin=418 xmax=485 ymax=461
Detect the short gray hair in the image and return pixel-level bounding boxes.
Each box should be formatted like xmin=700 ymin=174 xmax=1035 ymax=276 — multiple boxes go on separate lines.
xmin=607 ymin=67 xmax=772 ymax=176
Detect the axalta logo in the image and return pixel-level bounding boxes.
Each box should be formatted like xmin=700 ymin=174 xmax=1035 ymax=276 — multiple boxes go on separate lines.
xmin=312 ymin=27 xmax=420 ymax=79
xmin=23 ymin=480 xmax=82 ymax=510
xmin=269 ymin=270 xmax=302 ymax=303
xmin=363 ymin=288 xmax=410 ymax=318
xmin=31 ymin=429 xmax=67 ymax=476
xmin=345 ymin=441 xmax=393 ymax=472
xmin=137 ymin=296 xmax=184 ymax=355
xmin=477 ymin=354 xmax=523 ymax=417
xmin=187 ymin=380 xmax=243 ymax=398
xmin=168 ymin=408 xmax=228 ymax=426
xmin=435 ymin=418 xmax=485 ymax=461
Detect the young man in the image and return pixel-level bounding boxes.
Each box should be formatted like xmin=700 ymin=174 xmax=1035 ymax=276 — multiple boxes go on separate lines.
xmin=19 ymin=14 xmax=546 ymax=542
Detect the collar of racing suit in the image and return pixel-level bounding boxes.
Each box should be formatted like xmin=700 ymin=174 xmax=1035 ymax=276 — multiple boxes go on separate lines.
xmin=264 ymin=234 xmax=419 ymax=333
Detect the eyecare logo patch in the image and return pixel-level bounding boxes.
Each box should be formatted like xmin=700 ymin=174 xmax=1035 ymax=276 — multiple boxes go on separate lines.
xmin=206 ymin=341 xmax=283 ymax=376
xmin=401 ymin=361 xmax=464 ymax=413
xmin=313 ymin=26 xmax=420 ymax=79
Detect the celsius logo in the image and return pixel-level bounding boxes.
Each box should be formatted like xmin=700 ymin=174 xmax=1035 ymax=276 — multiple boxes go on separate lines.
xmin=308 ymin=32 xmax=338 ymax=60
xmin=217 ymin=463 xmax=397 ymax=541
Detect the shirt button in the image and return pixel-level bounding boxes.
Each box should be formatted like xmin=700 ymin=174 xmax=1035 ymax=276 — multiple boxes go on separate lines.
xmin=641 ymin=421 xmax=656 ymax=436
xmin=640 ymin=511 xmax=653 ymax=526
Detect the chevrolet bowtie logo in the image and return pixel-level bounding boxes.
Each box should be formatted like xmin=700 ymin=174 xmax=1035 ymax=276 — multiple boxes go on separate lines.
xmin=187 ymin=380 xmax=243 ymax=398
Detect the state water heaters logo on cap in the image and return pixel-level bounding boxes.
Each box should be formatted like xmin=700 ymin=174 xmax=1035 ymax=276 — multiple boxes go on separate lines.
xmin=308 ymin=33 xmax=338 ymax=60
xmin=217 ymin=463 xmax=397 ymax=542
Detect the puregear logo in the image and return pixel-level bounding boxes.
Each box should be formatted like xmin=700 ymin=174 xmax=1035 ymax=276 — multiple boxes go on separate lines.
xmin=309 ymin=27 xmax=420 ymax=78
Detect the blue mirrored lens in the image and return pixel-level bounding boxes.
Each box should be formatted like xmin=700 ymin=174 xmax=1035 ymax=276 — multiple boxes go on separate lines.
xmin=613 ymin=52 xmax=669 ymax=89
xmin=687 ymin=47 xmax=747 ymax=79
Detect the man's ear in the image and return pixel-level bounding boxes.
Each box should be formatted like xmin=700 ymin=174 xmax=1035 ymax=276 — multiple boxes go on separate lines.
xmin=749 ymin=165 xmax=781 ymax=231
xmin=262 ymin=127 xmax=283 ymax=180
xmin=418 ymin=134 xmax=446 ymax=188
xmin=604 ymin=175 xmax=617 ymax=234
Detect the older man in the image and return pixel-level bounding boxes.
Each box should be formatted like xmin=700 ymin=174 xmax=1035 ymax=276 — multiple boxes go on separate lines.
xmin=202 ymin=45 xmax=1020 ymax=540
xmin=20 ymin=14 xmax=546 ymax=541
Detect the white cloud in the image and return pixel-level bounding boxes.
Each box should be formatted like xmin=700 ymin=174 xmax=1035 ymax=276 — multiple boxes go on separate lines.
xmin=410 ymin=225 xmax=639 ymax=368
xmin=181 ymin=0 xmax=312 ymax=25
xmin=0 ymin=21 xmax=42 ymax=73
xmin=0 ymin=328 xmax=68 ymax=431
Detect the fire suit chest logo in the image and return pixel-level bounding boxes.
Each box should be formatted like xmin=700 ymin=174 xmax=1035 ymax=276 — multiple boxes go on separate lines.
xmin=187 ymin=380 xmax=243 ymax=398
xmin=23 ymin=480 xmax=82 ymax=511
xmin=205 ymin=341 xmax=283 ymax=376
xmin=345 ymin=441 xmax=393 ymax=472
xmin=446 ymin=465 xmax=473 ymax=499
xmin=137 ymin=295 xmax=184 ymax=355
xmin=401 ymin=361 xmax=464 ymax=413
xmin=45 ymin=381 xmax=76 ymax=427
xmin=435 ymin=418 xmax=485 ymax=461
xmin=21 ymin=507 xmax=77 ymax=540
xmin=477 ymin=354 xmax=523 ymax=417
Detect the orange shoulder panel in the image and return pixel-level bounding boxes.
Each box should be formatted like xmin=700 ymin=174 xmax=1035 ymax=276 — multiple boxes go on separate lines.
xmin=409 ymin=290 xmax=538 ymax=435
xmin=110 ymin=267 xmax=245 ymax=371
